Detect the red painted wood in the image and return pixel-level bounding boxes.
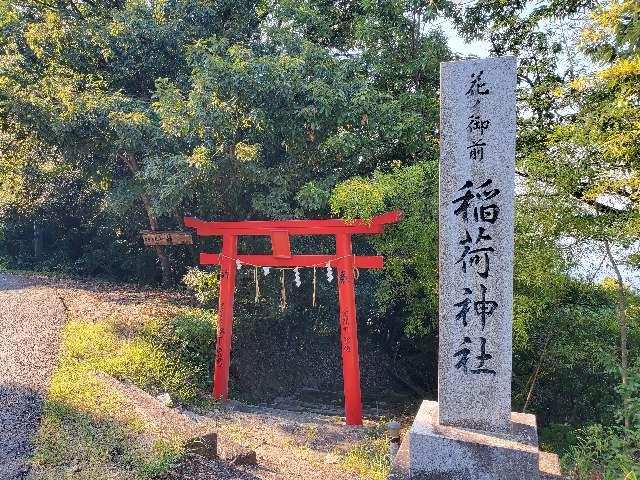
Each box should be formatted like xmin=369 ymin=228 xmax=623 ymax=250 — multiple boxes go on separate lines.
xmin=186 ymin=222 xmax=383 ymax=236
xmin=270 ymin=231 xmax=292 ymax=258
xmin=183 ymin=210 xmax=402 ymax=236
xmin=199 ymin=253 xmax=384 ymax=269
xmin=336 ymin=233 xmax=363 ymax=425
xmin=213 ymin=234 xmax=237 ymax=400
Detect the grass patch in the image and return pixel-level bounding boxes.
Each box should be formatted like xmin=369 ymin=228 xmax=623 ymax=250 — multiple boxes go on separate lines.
xmin=341 ymin=429 xmax=390 ymax=480
xmin=31 ymin=308 xmax=216 ymax=479
xmin=31 ymin=349 xmax=183 ymax=479
xmin=65 ymin=319 xmax=199 ymax=403
xmin=0 ymin=264 xmax=66 ymax=278
xmin=142 ymin=309 xmax=217 ymax=396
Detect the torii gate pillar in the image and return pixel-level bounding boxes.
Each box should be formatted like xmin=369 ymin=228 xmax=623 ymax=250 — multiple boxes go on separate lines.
xmin=336 ymin=233 xmax=362 ymax=425
xmin=213 ymin=234 xmax=237 ymax=401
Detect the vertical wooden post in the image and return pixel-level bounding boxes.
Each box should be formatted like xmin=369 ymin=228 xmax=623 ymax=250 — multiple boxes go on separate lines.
xmin=336 ymin=233 xmax=363 ymax=425
xmin=213 ymin=234 xmax=237 ymax=400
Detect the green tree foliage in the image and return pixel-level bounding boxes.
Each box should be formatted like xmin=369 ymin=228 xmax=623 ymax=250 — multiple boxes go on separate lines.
xmin=0 ymin=0 xmax=449 ymax=281
xmin=0 ymin=0 xmax=450 ymax=394
xmin=330 ymin=163 xmax=438 ymax=338
xmin=0 ymin=0 xmax=263 ymax=282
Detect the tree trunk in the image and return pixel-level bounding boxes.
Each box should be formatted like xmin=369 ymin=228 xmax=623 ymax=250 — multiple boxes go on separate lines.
xmin=121 ymin=151 xmax=172 ymax=286
xmin=604 ymin=239 xmax=629 ymax=430
xmin=173 ymin=207 xmax=198 ymax=264
xmin=33 ymin=219 xmax=43 ymax=259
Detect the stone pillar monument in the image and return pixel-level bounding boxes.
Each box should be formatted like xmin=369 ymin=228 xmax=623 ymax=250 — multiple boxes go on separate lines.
xmin=389 ymin=57 xmax=562 ymax=480
xmin=439 ymin=56 xmax=516 ymax=434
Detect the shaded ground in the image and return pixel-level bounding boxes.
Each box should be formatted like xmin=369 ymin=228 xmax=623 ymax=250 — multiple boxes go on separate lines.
xmin=0 ymin=274 xmax=67 ymax=480
xmin=207 ymin=402 xmax=382 ymax=480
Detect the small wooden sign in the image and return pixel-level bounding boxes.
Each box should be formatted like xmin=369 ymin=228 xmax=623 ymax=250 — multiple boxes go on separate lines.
xmin=142 ymin=231 xmax=193 ymax=246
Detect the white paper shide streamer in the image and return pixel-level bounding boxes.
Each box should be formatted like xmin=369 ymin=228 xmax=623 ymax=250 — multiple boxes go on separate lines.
xmin=325 ymin=261 xmax=333 ymax=283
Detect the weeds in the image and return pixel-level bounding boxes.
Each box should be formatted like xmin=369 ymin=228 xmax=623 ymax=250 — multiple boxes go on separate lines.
xmin=342 ymin=430 xmax=390 ymax=480
xmin=562 ymin=424 xmax=640 ymax=479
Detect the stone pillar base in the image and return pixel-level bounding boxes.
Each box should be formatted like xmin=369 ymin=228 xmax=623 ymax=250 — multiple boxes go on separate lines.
xmin=389 ymin=400 xmax=563 ymax=480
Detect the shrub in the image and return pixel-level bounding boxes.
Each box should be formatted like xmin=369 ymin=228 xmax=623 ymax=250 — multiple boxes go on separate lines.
xmin=143 ymin=309 xmax=217 ymax=393
xmin=563 ymin=424 xmax=640 ymax=479
xmin=182 ymin=267 xmax=219 ymax=306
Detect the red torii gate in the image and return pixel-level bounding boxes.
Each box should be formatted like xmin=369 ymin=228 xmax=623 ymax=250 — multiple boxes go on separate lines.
xmin=184 ymin=210 xmax=402 ymax=425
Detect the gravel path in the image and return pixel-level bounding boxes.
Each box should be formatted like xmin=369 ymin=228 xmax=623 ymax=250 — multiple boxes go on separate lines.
xmin=0 ymin=274 xmax=66 ymax=480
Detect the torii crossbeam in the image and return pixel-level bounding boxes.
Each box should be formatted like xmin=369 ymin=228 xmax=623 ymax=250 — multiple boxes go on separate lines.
xmin=184 ymin=210 xmax=402 ymax=425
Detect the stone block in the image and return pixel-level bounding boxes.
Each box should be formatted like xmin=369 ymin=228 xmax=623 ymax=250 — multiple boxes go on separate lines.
xmin=402 ymin=401 xmax=541 ymax=479
xmin=220 ymin=442 xmax=257 ymax=466
xmin=390 ymin=436 xmax=564 ymax=480
xmin=184 ymin=432 xmax=218 ymax=460
xmin=539 ymin=451 xmax=563 ymax=479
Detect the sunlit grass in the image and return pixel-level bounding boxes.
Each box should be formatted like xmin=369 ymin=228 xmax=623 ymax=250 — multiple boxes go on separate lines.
xmin=341 ymin=430 xmax=390 ymax=480
xmin=30 ymin=310 xmax=215 ymax=479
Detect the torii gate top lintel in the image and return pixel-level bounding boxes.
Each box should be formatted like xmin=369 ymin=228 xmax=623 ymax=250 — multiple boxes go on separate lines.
xmin=183 ymin=210 xmax=402 ymax=236
xmin=184 ymin=210 xmax=403 ymax=267
xmin=184 ymin=210 xmax=402 ymax=426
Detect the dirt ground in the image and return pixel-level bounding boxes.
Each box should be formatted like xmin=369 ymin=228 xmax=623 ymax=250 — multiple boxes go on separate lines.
xmin=205 ymin=403 xmax=381 ymax=480
xmin=99 ymin=368 xmax=383 ymax=480
xmin=7 ymin=273 xmax=388 ymax=480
